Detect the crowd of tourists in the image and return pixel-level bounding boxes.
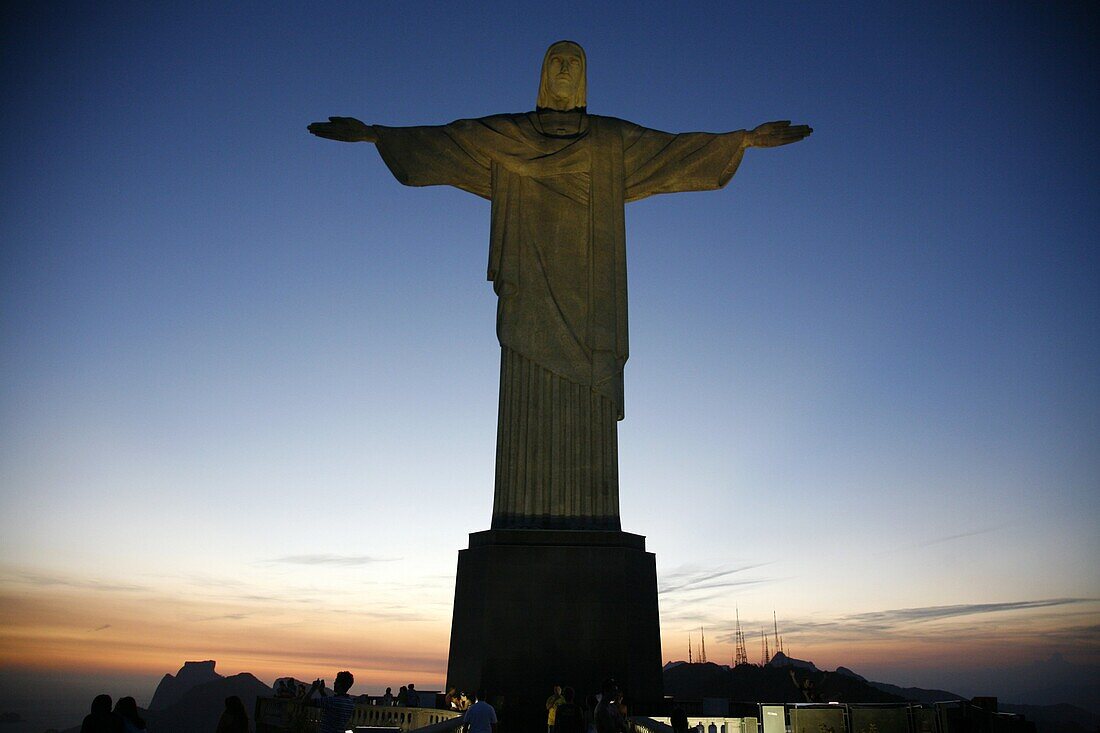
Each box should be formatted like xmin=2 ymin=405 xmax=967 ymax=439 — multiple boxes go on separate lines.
xmin=543 ymin=678 xmax=637 ymax=733
xmin=385 ymin=682 xmax=424 ymax=707
xmin=78 ymin=670 xmax=659 ymax=733
xmin=458 ymin=677 xmax=643 ymax=733
xmin=78 ymin=693 xmax=250 ymax=733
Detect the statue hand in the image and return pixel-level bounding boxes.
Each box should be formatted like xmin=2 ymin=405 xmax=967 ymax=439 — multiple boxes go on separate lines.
xmin=747 ymin=120 xmax=812 ymax=148
xmin=308 ymin=116 xmax=378 ymax=143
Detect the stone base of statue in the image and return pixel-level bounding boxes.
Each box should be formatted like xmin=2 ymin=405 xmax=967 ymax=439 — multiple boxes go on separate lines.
xmin=445 ymin=528 xmax=664 ymax=729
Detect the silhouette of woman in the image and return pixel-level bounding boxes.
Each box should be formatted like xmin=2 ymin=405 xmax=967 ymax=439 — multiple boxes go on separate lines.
xmin=671 ymin=707 xmax=690 ymax=733
xmin=113 ymin=697 xmax=146 ymax=732
xmin=215 ymin=695 xmax=250 ymax=733
xmin=80 ymin=694 xmax=122 ymax=733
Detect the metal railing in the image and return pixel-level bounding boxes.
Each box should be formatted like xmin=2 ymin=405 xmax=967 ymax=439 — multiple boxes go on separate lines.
xmin=409 ymin=716 xmax=467 ymax=732
xmin=255 ymin=698 xmax=461 ymax=733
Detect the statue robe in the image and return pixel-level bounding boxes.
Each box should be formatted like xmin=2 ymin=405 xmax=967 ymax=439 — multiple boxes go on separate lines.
xmin=373 ymin=112 xmax=747 ymax=529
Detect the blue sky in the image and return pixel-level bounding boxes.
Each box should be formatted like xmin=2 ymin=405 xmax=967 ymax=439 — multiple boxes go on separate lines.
xmin=1 ymin=0 xmax=1097 ymax=715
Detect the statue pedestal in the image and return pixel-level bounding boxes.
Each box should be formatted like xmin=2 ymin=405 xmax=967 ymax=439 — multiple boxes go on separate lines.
xmin=446 ymin=528 xmax=664 ymax=728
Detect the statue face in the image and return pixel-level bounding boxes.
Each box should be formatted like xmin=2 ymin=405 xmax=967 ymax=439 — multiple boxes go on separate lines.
xmin=536 ymin=41 xmax=587 ymax=111
xmin=547 ymin=48 xmax=583 ymax=101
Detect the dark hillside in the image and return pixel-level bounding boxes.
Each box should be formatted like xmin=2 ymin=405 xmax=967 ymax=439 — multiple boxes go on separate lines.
xmin=664 ymin=662 xmax=907 ymax=705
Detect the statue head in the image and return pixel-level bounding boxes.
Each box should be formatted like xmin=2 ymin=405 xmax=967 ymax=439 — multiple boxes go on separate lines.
xmin=536 ymin=40 xmax=586 ymax=112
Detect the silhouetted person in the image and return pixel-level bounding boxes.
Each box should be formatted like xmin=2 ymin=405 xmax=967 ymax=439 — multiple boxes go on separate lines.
xmin=546 ymin=684 xmax=565 ymax=733
xmin=492 ymin=693 xmax=509 ymax=731
xmin=302 ymin=671 xmax=356 ymax=733
xmin=594 ymin=680 xmax=629 ymax=733
xmin=397 ymin=685 xmax=409 ymax=706
xmin=671 ymin=707 xmax=690 ymax=733
xmin=381 ymin=686 xmax=394 ymax=706
xmin=113 ymin=697 xmax=146 ymax=733
xmin=463 ymin=689 xmax=498 ymax=733
xmin=407 ymin=682 xmax=420 ymax=707
xmin=552 ymin=687 xmax=585 ymax=733
xmin=215 ymin=695 xmax=249 ymax=733
xmin=81 ymin=695 xmax=122 ymax=733
xmin=584 ymin=694 xmax=599 ymax=733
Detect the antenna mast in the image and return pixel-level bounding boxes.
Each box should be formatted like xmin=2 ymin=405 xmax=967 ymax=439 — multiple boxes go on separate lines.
xmin=699 ymin=626 xmax=707 ymax=663
xmin=734 ymin=607 xmax=749 ymax=666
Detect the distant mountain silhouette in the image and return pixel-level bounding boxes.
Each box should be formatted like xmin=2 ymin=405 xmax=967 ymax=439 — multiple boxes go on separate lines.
xmin=831 ymin=662 xmax=1099 ymax=733
xmin=60 ymin=670 xmax=271 ymax=733
xmin=862 ymin=679 xmax=1100 ymax=733
xmin=1000 ymin=703 xmax=1100 ymax=733
xmin=834 ymin=666 xmax=867 ymax=682
xmin=865 ymin=679 xmax=966 ymax=703
xmin=663 ymin=658 xmax=1098 ymax=733
xmin=663 ymin=659 xmax=906 ymax=704
xmin=859 ymin=654 xmax=1098 ymax=714
xmin=146 ymin=672 xmax=272 ymax=733
xmin=767 ymin=652 xmax=818 ymax=672
xmin=1002 ymin=654 xmax=1100 ymax=713
xmin=149 ymin=659 xmax=223 ymax=710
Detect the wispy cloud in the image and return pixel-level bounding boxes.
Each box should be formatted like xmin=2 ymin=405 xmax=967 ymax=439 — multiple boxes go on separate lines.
xmin=224 ymin=592 xmax=318 ymax=605
xmin=658 ymin=563 xmax=774 ymax=595
xmin=662 ymin=598 xmax=1100 ymax=655
xmin=197 ymin=613 xmax=249 ymax=622
xmin=914 ymin=527 xmax=1001 ymax=548
xmin=11 ymin=571 xmax=149 ymax=594
xmin=657 ymin=563 xmax=784 ymax=632
xmin=89 ymin=624 xmax=111 ymax=632
xmin=772 ymin=598 xmax=1100 ymax=645
xmin=155 ymin=572 xmax=247 ymax=589
xmin=264 ymin=554 xmax=401 ymax=567
xmin=843 ymin=598 xmax=1097 ymax=626
xmin=328 ymin=606 xmax=429 ymax=622
xmin=877 ymin=524 xmax=1010 ymax=557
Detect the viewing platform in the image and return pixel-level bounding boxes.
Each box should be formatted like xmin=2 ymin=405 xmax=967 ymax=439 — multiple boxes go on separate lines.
xmin=254 ymin=698 xmax=1035 ymax=733
xmin=254 ymin=698 xmax=461 ymax=732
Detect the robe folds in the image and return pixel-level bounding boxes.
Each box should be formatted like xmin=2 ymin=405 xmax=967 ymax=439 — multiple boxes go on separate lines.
xmin=374 ymin=113 xmax=747 ymax=529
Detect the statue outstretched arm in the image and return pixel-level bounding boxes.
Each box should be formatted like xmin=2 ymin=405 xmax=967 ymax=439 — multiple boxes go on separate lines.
xmin=743 ymin=120 xmax=812 ymax=148
xmin=309 ymin=115 xmax=495 ymax=198
xmin=308 ymin=116 xmax=378 ymax=143
xmin=622 ymin=119 xmax=812 ymax=201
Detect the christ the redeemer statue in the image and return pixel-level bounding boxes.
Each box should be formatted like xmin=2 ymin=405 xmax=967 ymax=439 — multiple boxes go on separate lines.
xmin=310 ymin=41 xmax=810 ymax=532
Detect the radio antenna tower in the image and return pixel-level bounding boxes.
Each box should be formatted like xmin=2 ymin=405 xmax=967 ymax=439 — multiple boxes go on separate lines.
xmin=734 ymin=607 xmax=749 ymax=666
xmin=761 ymin=629 xmax=770 ymax=666
xmin=773 ymin=610 xmax=781 ymax=656
xmin=699 ymin=627 xmax=707 ymax=663
xmin=688 ymin=633 xmax=692 ymax=664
